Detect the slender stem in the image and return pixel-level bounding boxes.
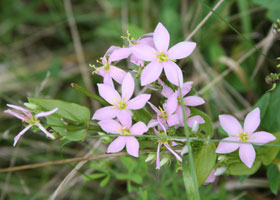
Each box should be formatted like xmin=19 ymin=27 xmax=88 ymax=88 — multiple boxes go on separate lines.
xmin=179 ymin=87 xmax=200 ymax=200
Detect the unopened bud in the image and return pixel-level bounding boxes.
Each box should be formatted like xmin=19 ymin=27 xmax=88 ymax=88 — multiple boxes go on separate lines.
xmin=180 ymin=145 xmax=189 ymax=156
xmin=160 ymin=157 xmax=169 ymax=167
xmin=214 ymin=167 xmax=227 ymax=176
xmin=191 ymin=121 xmax=199 ymax=133
xmin=145 ymin=153 xmax=156 ymax=163
xmin=218 ymin=155 xmax=226 ymax=162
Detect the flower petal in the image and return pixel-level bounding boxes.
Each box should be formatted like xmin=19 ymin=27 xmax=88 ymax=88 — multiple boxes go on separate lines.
xmin=4 ymin=109 xmax=28 ymax=121
xmin=204 ymin=170 xmax=216 ymax=184
xmin=35 ymin=108 xmax=58 ymax=118
xmin=140 ymin=61 xmax=163 ymax=86
xmin=131 ymin=44 xmax=156 ymax=61
xmin=165 ymin=143 xmax=182 ymax=162
xmin=130 ymin=122 xmax=148 ymax=135
xmin=118 ymin=110 xmax=132 ymax=128
xmin=109 ymin=47 xmax=131 ymax=62
xmin=104 ymin=46 xmax=120 ymax=57
xmin=109 ymin=66 xmax=126 ymax=84
xmin=127 ymin=94 xmax=151 ymax=110
xmin=121 ymin=72 xmax=134 ymax=101
xmin=167 ymin=114 xmax=179 ymax=127
xmin=247 ymin=131 xmax=276 ymax=145
xmin=7 ymin=104 xmax=32 ymax=118
xmin=153 ymin=22 xmax=170 ymax=52
xmin=187 ymin=115 xmax=205 ymax=128
xmin=244 ymin=107 xmax=260 ymax=135
xmin=166 ymin=93 xmax=178 ymax=114
xmin=219 ymin=115 xmax=242 ymax=137
xmin=98 ymin=120 xmax=121 ymax=134
xmin=239 ymin=144 xmax=256 ymax=168
xmin=216 ymin=137 xmax=240 ymax=153
xmin=92 ymin=106 xmax=118 ymax=120
xmin=103 ymin=74 xmax=114 ymax=87
xmin=183 ymin=96 xmax=205 ymax=106
xmin=159 ymin=79 xmax=174 ymax=98
xmin=107 ymin=137 xmax=126 ymax=153
xmin=36 ymin=123 xmax=55 ymax=139
xmin=156 ymin=143 xmax=162 ymax=169
xmin=125 ymin=136 xmax=140 ymax=157
xmin=168 ymin=41 xmax=196 ymax=59
xmin=97 ymin=84 xmax=121 ymax=104
xmin=147 ymin=102 xmax=161 ymax=114
xmin=163 ymin=61 xmax=183 ymax=86
xmin=182 ymin=81 xmax=193 ymax=96
xmin=13 ymin=125 xmax=32 ymax=146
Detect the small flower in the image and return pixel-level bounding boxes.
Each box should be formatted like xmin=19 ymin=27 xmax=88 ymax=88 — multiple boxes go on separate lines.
xmin=92 ymin=72 xmax=151 ymax=121
xmin=216 ymin=107 xmax=276 ymax=168
xmin=4 ymin=104 xmax=58 ymax=146
xmin=98 ymin=115 xmax=148 ymax=157
xmin=132 ymin=23 xmax=196 ymax=86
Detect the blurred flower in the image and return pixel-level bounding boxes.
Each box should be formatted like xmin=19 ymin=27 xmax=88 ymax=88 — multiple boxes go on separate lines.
xmin=92 ymin=72 xmax=151 ymax=121
xmin=203 ymin=169 xmax=216 ymax=184
xmin=216 ymin=107 xmax=276 ymax=168
xmin=98 ymin=115 xmax=148 ymax=157
xmin=132 ymin=22 xmax=196 ymax=86
xmin=4 ymin=104 xmax=57 ymax=146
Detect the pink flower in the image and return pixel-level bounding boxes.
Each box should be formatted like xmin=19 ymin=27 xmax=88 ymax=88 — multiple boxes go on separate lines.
xmin=98 ymin=115 xmax=148 ymax=157
xmin=132 ymin=23 xmax=196 ymax=86
xmin=4 ymin=104 xmax=58 ymax=146
xmin=203 ymin=170 xmax=216 ymax=184
xmin=216 ymin=108 xmax=276 ymax=168
xmin=92 ymin=72 xmax=151 ymax=121
xmin=153 ymin=128 xmax=182 ymax=169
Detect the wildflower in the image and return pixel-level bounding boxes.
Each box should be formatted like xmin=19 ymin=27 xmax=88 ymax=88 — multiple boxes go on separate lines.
xmin=98 ymin=115 xmax=148 ymax=157
xmin=4 ymin=104 xmax=57 ymax=146
xmin=92 ymin=72 xmax=151 ymax=121
xmin=216 ymin=108 xmax=276 ymax=168
xmin=132 ymin=23 xmax=196 ymax=86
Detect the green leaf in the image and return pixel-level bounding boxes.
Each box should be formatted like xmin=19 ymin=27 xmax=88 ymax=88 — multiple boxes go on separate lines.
xmin=28 ymin=98 xmax=90 ymax=123
xmin=190 ymin=108 xmax=214 ymax=138
xmin=226 ymin=160 xmax=261 ymax=175
xmin=132 ymin=108 xmax=152 ymax=124
xmin=194 ymin=142 xmax=217 ymax=186
xmin=259 ymin=132 xmax=280 ymax=165
xmin=83 ymin=173 xmax=106 ymax=181
xmin=120 ymin=156 xmax=137 ymax=173
xmin=267 ymin=164 xmax=280 ymax=194
xmin=182 ymin=157 xmax=198 ymax=200
xmin=254 ymin=92 xmax=271 ymax=121
xmin=100 ymin=175 xmax=111 ymax=187
xmin=130 ymin=174 xmax=143 ymax=184
xmin=252 ymin=0 xmax=280 ymax=21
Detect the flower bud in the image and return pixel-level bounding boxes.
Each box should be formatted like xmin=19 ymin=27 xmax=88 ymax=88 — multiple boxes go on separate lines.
xmin=218 ymin=155 xmax=226 ymax=162
xmin=191 ymin=121 xmax=199 ymax=133
xmin=160 ymin=157 xmax=169 ymax=167
xmin=145 ymin=153 xmax=156 ymax=163
xmin=214 ymin=167 xmax=227 ymax=176
xmin=180 ymin=145 xmax=189 ymax=156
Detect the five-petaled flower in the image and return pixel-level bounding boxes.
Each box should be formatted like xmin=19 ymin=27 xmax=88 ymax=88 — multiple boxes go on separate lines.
xmin=216 ymin=107 xmax=276 ymax=168
xmin=132 ymin=22 xmax=196 ymax=86
xmin=98 ymin=115 xmax=148 ymax=157
xmin=4 ymin=104 xmax=58 ymax=146
xmin=92 ymin=72 xmax=151 ymax=121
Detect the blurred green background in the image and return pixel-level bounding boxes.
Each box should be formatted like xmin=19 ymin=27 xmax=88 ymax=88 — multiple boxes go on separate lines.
xmin=0 ymin=0 xmax=280 ymax=199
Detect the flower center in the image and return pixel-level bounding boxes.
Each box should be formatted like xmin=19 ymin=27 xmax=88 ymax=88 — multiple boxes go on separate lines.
xmin=112 ymin=98 xmax=127 ymax=110
xmin=119 ymin=126 xmax=131 ymax=135
xmin=27 ymin=117 xmax=39 ymax=126
xmin=237 ymin=130 xmax=250 ymax=142
xmin=103 ymin=62 xmax=110 ymax=72
xmin=158 ymin=107 xmax=168 ymax=120
xmin=177 ymin=97 xmax=182 ymax=105
xmin=157 ymin=51 xmax=168 ymax=62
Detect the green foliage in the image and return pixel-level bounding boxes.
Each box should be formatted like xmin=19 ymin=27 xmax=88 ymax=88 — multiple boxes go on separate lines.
xmin=252 ymin=0 xmax=280 ymax=21
xmin=190 ymin=108 xmax=214 ymax=138
xmin=259 ymin=132 xmax=280 ymax=165
xmin=226 ymin=159 xmax=261 ymax=176
xmin=267 ymin=164 xmax=280 ymax=194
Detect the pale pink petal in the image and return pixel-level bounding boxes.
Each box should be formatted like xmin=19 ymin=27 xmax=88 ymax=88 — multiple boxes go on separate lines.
xmin=140 ymin=61 xmax=163 ymax=86
xmin=176 ymin=106 xmax=191 ymax=124
xmin=109 ymin=47 xmax=131 ymax=62
xmin=13 ymin=125 xmax=32 ymax=146
xmin=168 ymin=41 xmax=196 ymax=59
xmin=138 ymin=37 xmax=154 ymax=48
xmin=36 ymin=123 xmax=55 ymax=139
xmin=147 ymin=102 xmax=161 ymax=114
xmin=219 ymin=115 xmax=242 ymax=137
xmin=118 ymin=110 xmax=132 ymax=128
xmin=130 ymin=54 xmax=144 ymax=66
xmin=97 ymin=84 xmax=120 ymax=104
xmin=7 ymin=104 xmax=32 ymax=118
xmin=181 ymin=81 xmax=193 ymax=96
xmin=167 ymin=114 xmax=179 ymax=126
xmin=160 ymin=81 xmax=174 ymax=98
xmin=4 ymin=109 xmax=28 ymax=121
xmin=244 ymin=107 xmax=260 ymax=135
xmin=187 ymin=116 xmax=205 ymax=128
xmin=98 ymin=120 xmax=121 ymax=134
xmin=107 ymin=137 xmax=126 ymax=153
xmin=166 ymin=93 xmax=178 ymax=114
xmin=239 ymin=144 xmax=256 ymax=168
xmin=125 ymin=136 xmax=139 ymax=157
xmin=156 ymin=143 xmax=162 ymax=169
xmin=109 ymin=66 xmax=126 ymax=84
xmin=127 ymin=94 xmax=151 ymax=110
xmin=247 ymin=131 xmax=276 ymax=145
xmin=163 ymin=61 xmax=183 ymax=86
xmin=183 ymin=96 xmax=205 ymax=106
xmin=121 ymin=73 xmax=134 ymax=101
xmin=153 ymin=22 xmax=170 ymax=52
xmin=35 ymin=108 xmax=58 ymax=118
xmin=165 ymin=143 xmax=182 ymax=162
xmin=148 ymin=119 xmax=158 ymax=128
xmin=216 ymin=137 xmax=240 ymax=153
xmin=92 ymin=106 xmax=118 ymax=120
xmin=204 ymin=170 xmax=216 ymax=184
xmin=104 ymin=46 xmax=120 ymax=57
xmin=130 ymin=122 xmax=148 ymax=135
xmin=103 ymin=74 xmax=114 ymax=87
xmin=131 ymin=44 xmax=156 ymax=61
